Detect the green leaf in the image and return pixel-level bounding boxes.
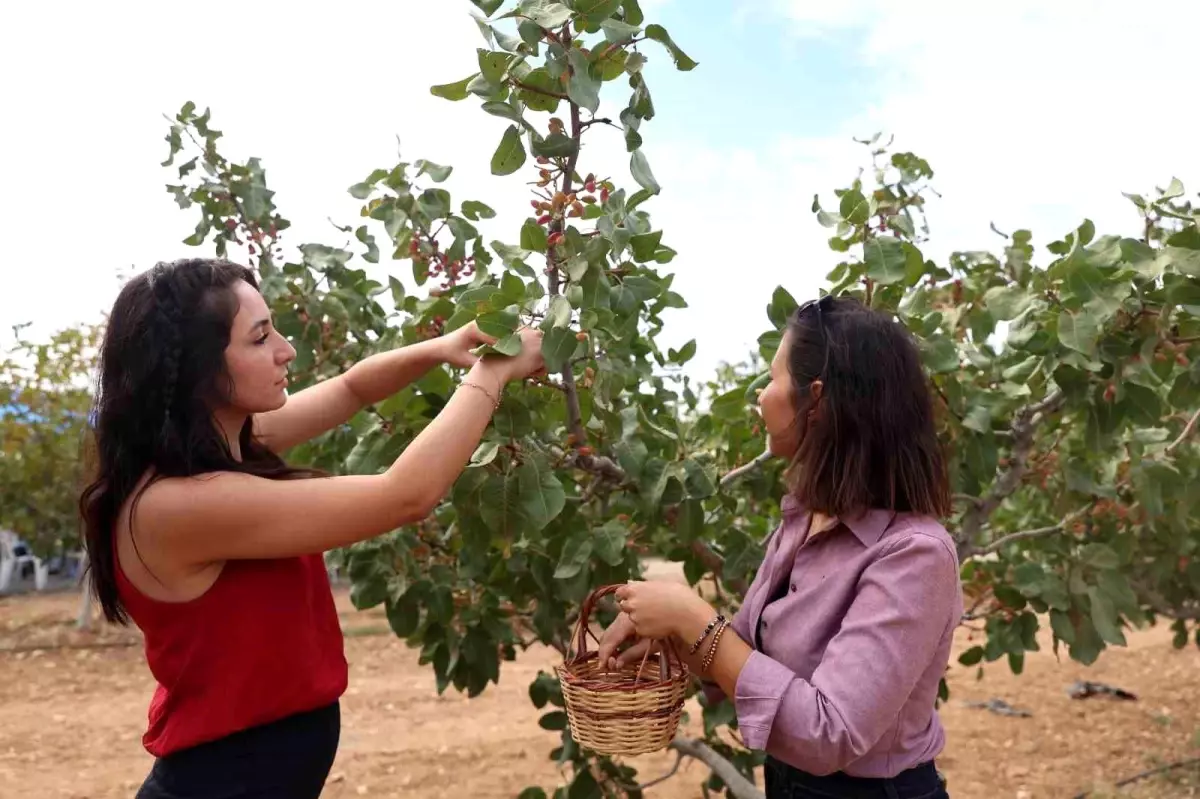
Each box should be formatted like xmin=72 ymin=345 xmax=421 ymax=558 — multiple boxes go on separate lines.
xmin=554 ymin=535 xmax=593 ymax=580
xmin=478 ymin=49 xmax=516 ymax=85
xmin=431 ymin=74 xmax=477 ymax=101
xmin=478 ymin=308 xmax=520 ymax=339
xmin=483 ymin=332 xmax=523 ymax=357
xmin=491 ymin=125 xmax=527 ymax=176
xmin=511 ymin=0 xmax=573 ymax=27
xmin=629 ymin=230 xmax=663 ymax=262
xmin=922 ymin=336 xmax=959 ymax=373
xmin=541 ymin=327 xmax=579 ymax=371
xmin=984 ymin=285 xmax=1034 ymax=321
xmin=470 ymin=0 xmax=505 ymax=15
xmin=388 ymin=276 xmax=406 ymax=309
xmin=414 ymin=159 xmax=453 ymax=182
xmin=520 ymin=218 xmax=549 ymax=252
xmin=461 ymin=200 xmax=496 ymax=221
xmin=566 ymin=49 xmax=600 ymax=113
xmin=518 ymin=456 xmax=566 ymax=532
xmin=355 ymin=226 xmax=379 ymax=264
xmin=1088 ymin=586 xmax=1126 ymax=645
xmin=644 ymin=24 xmax=697 ymax=70
xmin=576 ymin=0 xmax=622 ymax=23
xmin=630 ymin=149 xmax=660 ymax=194
xmin=481 ymin=100 xmax=531 ymax=129
xmin=1057 ymin=310 xmax=1100 ymax=357
xmin=594 ymin=521 xmax=626 ymax=566
xmin=670 ymin=339 xmax=697 ymax=365
xmin=864 ymin=237 xmax=907 ymax=285
xmin=839 ymin=190 xmax=870 ymax=225
xmin=516 ymin=68 xmax=561 ymax=112
xmin=530 ymin=132 xmax=578 ymax=159
xmin=622 ymin=0 xmax=644 ymax=24
xmin=602 ymin=18 xmax=641 ymax=42
xmin=1081 ymin=543 xmax=1120 ymax=570
xmin=544 ymin=295 xmax=573 ymax=329
xmin=958 ymin=646 xmax=984 ymax=666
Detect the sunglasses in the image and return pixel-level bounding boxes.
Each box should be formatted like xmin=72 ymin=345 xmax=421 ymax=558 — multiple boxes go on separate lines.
xmin=796 ymin=294 xmax=835 ymax=380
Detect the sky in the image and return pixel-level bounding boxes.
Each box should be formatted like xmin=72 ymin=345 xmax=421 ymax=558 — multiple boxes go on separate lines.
xmin=2 ymin=0 xmax=1197 ymax=381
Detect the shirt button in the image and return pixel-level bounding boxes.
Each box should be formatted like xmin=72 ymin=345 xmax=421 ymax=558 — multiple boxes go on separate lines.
xmin=790 ymin=584 xmax=796 ymax=592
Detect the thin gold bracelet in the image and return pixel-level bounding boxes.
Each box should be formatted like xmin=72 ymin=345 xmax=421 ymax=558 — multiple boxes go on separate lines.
xmin=701 ymin=618 xmax=729 ymax=674
xmin=459 ymin=380 xmax=500 ymax=410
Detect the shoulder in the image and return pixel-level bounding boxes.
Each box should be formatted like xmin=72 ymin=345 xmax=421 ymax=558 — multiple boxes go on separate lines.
xmin=875 ymin=515 xmax=960 ymax=581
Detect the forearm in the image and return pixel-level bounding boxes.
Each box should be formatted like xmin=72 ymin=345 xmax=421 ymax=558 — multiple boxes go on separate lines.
xmin=675 ymin=606 xmax=753 ymax=698
xmin=382 ymin=361 xmax=504 ymax=513
xmin=343 ymin=338 xmax=446 ymax=406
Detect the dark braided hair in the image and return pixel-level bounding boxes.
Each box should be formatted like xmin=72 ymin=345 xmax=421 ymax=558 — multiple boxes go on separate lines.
xmin=80 ymin=258 xmax=318 ymax=624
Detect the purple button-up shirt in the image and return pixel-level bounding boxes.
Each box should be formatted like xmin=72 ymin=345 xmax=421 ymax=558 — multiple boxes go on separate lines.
xmin=709 ymin=495 xmax=962 ymax=778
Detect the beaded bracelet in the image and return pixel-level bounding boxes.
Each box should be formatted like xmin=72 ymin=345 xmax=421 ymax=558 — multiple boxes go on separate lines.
xmin=688 ymin=613 xmax=726 ymax=655
xmin=701 ymin=618 xmax=729 ymax=674
xmin=459 ymin=380 xmax=500 ymax=410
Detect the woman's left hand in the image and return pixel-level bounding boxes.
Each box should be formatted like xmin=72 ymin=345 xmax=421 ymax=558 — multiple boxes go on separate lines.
xmin=437 ymin=321 xmax=497 ymax=369
xmin=615 ymin=581 xmax=712 ymax=640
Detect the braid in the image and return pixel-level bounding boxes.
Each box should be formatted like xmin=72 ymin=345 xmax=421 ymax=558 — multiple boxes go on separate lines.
xmin=148 ymin=262 xmax=184 ymax=437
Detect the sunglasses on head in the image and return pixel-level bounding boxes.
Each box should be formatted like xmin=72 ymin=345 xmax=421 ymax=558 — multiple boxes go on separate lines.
xmin=796 ymin=294 xmax=835 ymax=380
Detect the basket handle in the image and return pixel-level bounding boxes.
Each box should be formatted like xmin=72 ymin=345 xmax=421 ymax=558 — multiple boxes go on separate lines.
xmin=566 ymin=583 xmax=683 ymax=682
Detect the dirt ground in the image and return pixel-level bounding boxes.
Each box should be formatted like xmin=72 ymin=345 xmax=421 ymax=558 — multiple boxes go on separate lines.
xmin=2 ymin=587 xmax=1198 ymax=799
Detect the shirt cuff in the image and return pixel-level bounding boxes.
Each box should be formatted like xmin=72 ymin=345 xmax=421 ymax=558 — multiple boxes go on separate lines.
xmin=734 ymin=650 xmax=796 ymax=751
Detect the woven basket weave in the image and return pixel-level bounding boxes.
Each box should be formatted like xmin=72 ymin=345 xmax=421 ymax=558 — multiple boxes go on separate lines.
xmin=555 ymin=584 xmax=690 ymax=757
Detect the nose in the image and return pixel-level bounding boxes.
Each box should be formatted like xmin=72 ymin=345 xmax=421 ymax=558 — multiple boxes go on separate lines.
xmin=277 ymin=336 xmax=296 ymax=366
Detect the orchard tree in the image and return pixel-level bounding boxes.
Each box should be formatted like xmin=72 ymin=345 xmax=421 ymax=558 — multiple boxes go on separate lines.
xmin=155 ymin=1 xmax=1199 ymax=796
xmin=0 ymin=323 xmax=99 ymax=560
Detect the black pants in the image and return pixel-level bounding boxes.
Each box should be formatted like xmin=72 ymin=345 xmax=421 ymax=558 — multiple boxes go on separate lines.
xmin=765 ymin=756 xmax=949 ymax=799
xmin=136 ymin=702 xmax=340 ymax=799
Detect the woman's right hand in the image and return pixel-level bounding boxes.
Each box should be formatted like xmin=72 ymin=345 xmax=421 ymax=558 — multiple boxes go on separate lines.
xmin=597 ymin=611 xmax=659 ymax=672
xmin=491 ymin=327 xmax=546 ymax=382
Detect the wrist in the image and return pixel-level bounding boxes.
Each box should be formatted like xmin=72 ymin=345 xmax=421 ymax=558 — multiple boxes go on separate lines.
xmin=676 ymin=597 xmax=717 ymax=641
xmin=467 ymin=359 xmax=507 ymax=392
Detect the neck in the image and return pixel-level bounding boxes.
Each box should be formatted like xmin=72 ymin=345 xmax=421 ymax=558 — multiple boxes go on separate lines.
xmin=212 ymin=407 xmax=249 ymax=461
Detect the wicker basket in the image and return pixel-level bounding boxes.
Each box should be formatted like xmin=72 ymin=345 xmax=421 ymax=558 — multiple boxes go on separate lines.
xmin=555 ymin=584 xmax=690 ymax=756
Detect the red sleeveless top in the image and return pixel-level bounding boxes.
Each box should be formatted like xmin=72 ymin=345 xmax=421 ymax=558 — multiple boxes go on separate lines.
xmin=116 ymin=551 xmax=348 ymax=757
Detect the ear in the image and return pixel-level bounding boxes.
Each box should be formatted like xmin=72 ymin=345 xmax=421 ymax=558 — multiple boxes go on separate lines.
xmin=809 ymin=380 xmax=824 ymax=403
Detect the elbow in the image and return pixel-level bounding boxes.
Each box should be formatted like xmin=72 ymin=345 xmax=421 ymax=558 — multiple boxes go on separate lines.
xmin=395 ymin=492 xmax=439 ymax=526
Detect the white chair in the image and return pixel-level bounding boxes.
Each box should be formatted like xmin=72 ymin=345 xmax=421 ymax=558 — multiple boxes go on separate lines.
xmin=0 ymin=529 xmax=49 ymax=593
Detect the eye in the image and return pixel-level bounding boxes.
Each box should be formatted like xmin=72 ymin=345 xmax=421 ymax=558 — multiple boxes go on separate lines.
xmin=254 ymin=333 xmax=270 ymax=345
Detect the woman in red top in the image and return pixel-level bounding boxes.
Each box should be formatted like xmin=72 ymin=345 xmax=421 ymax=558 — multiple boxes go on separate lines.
xmin=79 ymin=258 xmax=544 ymax=798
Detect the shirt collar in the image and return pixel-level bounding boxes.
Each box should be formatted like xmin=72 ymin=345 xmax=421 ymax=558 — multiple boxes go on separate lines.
xmin=780 ymin=494 xmax=895 ymax=547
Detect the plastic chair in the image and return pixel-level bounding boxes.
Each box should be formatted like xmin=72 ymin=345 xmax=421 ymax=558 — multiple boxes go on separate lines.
xmin=0 ymin=529 xmax=49 ymax=593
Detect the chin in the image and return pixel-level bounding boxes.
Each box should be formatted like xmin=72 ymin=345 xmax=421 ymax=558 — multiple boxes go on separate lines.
xmin=767 ymin=436 xmax=797 ymax=460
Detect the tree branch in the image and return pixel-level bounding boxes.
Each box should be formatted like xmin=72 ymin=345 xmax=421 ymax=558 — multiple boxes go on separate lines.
xmin=628 ymin=749 xmax=685 ymax=791
xmin=1166 ymin=406 xmax=1200 ymax=454
xmin=1130 ymin=579 xmax=1200 ymax=621
xmin=689 ymin=540 xmax=749 ymax=596
xmin=957 ymin=389 xmax=1066 ymax=559
xmin=579 ymin=117 xmax=620 ymax=131
xmin=719 ymin=448 xmax=773 ymax=487
xmin=511 ymin=79 xmax=568 ymax=100
xmin=668 ymin=738 xmax=764 ymax=799
xmin=1071 ymin=757 xmax=1200 ymax=799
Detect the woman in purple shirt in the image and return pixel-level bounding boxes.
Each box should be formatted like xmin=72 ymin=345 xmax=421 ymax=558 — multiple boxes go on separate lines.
xmin=598 ymin=295 xmax=961 ymax=798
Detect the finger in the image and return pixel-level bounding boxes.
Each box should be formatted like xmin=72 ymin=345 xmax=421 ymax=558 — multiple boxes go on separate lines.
xmin=616 ymin=639 xmax=655 ymax=668
xmin=596 ymin=615 xmax=634 ymax=665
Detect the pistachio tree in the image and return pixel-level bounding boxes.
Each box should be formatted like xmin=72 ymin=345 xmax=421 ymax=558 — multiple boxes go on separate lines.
xmin=155 ymin=1 xmax=1198 ymax=796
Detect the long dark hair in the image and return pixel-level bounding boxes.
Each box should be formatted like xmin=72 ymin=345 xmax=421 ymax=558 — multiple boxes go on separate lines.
xmin=79 ymin=258 xmax=315 ymax=624
xmin=785 ymin=295 xmax=950 ymax=518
